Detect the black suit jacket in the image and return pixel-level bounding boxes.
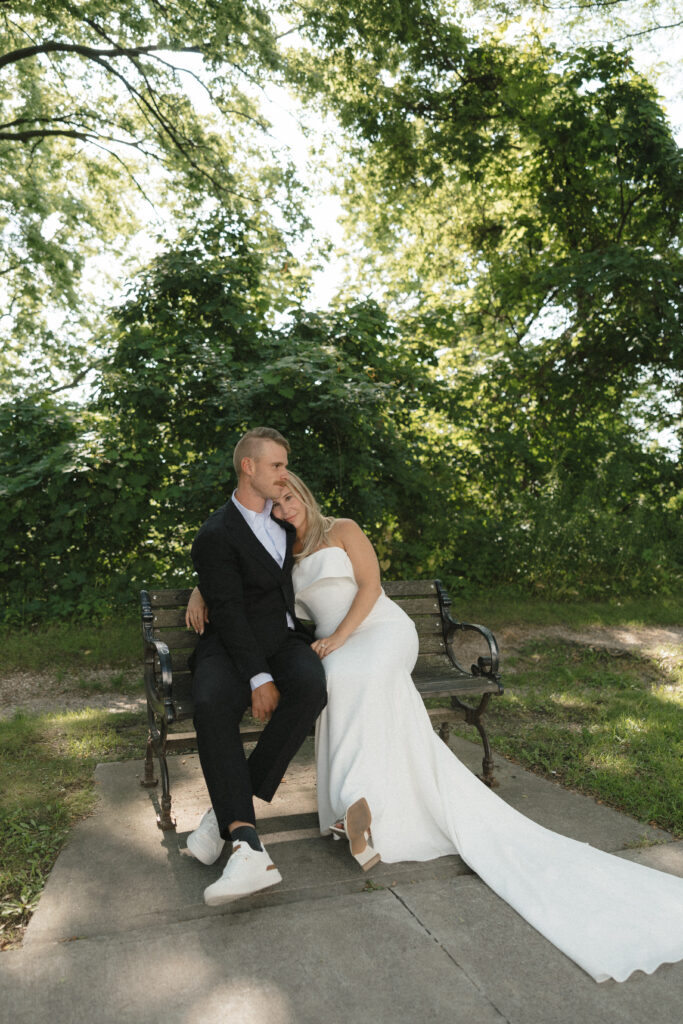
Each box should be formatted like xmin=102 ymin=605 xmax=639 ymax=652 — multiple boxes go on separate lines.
xmin=191 ymin=500 xmax=312 ymax=682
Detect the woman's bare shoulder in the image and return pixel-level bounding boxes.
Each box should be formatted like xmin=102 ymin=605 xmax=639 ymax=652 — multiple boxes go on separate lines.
xmin=327 ymin=518 xmax=362 ymax=539
xmin=328 ymin=519 xmax=374 ymax=552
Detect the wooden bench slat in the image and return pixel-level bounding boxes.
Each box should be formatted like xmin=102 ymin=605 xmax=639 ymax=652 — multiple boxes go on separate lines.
xmin=155 ymin=649 xmax=194 ymax=673
xmin=152 ymin=628 xmax=197 ymax=648
xmin=416 ymin=636 xmax=448 ymax=655
xmin=412 ymin=614 xmax=444 ymax=636
xmin=150 ymin=638 xmax=485 ymax=682
xmin=151 ymin=581 xmax=436 ymax=606
xmin=413 ymin=677 xmax=502 ymax=697
xmin=152 ymin=608 xmax=189 ymax=627
xmin=389 ymin=597 xmax=441 ymax=614
xmin=414 ymin=652 xmax=455 ymax=671
xmin=149 ymin=588 xmax=193 ymax=606
xmin=383 ymin=580 xmax=437 ymax=596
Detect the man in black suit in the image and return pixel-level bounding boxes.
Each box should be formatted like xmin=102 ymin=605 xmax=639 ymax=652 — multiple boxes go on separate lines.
xmin=187 ymin=427 xmax=327 ymax=905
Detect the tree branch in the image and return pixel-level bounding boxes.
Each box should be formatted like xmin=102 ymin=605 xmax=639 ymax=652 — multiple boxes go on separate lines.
xmin=0 ymin=41 xmax=202 ymax=70
xmin=46 ymin=361 xmax=104 ymax=396
xmin=0 ymin=126 xmax=155 ymax=153
xmin=613 ymin=19 xmax=683 ymax=42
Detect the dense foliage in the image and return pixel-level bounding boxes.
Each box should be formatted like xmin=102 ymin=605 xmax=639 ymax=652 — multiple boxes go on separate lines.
xmin=1 ymin=1 xmax=681 ymax=622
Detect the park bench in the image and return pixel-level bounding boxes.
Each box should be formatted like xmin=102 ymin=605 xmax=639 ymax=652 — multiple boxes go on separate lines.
xmin=140 ymin=580 xmax=503 ymax=830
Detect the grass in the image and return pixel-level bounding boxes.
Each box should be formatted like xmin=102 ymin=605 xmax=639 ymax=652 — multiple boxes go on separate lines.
xmin=451 ymin=588 xmax=683 ymax=630
xmin=0 ymin=710 xmax=146 ymax=949
xmin=0 ymin=615 xmax=140 ymax=673
xmin=453 ymin=639 xmax=683 ymax=837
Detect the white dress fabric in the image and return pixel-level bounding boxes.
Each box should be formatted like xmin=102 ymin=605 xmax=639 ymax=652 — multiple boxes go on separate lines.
xmin=292 ymin=546 xmax=683 ymax=983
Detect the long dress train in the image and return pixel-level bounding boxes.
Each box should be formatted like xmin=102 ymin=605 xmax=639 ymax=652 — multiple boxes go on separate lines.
xmin=292 ymin=546 xmax=683 ymax=983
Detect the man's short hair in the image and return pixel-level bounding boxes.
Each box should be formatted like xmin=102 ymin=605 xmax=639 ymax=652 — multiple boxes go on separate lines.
xmin=233 ymin=427 xmax=291 ymax=477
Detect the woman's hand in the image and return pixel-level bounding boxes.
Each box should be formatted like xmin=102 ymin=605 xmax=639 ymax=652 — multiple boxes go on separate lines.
xmin=186 ymin=586 xmax=209 ymax=634
xmin=311 ymin=633 xmax=347 ymax=659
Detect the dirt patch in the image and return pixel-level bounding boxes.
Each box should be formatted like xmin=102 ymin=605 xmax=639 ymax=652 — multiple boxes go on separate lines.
xmin=497 ymin=624 xmax=682 ymax=671
xmin=0 ymin=667 xmax=144 ymax=720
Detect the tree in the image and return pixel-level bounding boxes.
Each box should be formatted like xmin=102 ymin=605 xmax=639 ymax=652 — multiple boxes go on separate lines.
xmin=98 ymin=219 xmax=451 ymax=582
xmin=284 ymin=3 xmax=683 ymax=592
xmin=0 ymin=1 xmax=305 ymax=395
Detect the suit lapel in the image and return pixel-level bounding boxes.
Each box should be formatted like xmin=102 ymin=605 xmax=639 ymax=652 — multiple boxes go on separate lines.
xmin=223 ymin=501 xmax=288 ymax=579
xmin=279 ymin=517 xmax=296 ymax=574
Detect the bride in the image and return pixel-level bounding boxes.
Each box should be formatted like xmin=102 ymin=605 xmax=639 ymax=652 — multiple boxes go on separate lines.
xmin=186 ymin=471 xmax=683 ymax=983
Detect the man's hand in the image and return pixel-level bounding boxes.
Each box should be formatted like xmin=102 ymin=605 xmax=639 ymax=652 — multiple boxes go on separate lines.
xmin=251 ymin=680 xmax=280 ymax=722
xmin=185 ymin=586 xmax=209 ymax=634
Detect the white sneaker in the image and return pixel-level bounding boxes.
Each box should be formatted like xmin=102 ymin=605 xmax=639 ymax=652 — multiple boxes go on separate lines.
xmin=203 ymin=841 xmax=282 ymax=906
xmin=187 ymin=807 xmax=225 ymax=865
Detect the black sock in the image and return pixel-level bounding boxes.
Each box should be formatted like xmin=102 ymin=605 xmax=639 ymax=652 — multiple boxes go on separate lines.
xmin=230 ymin=826 xmax=263 ymax=852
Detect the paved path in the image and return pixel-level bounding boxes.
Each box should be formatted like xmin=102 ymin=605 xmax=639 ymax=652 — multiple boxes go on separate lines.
xmin=1 ymin=736 xmax=682 ymax=1023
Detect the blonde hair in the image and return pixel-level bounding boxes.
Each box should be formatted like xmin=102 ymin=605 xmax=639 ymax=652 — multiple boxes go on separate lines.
xmin=284 ymin=471 xmax=336 ymax=561
xmin=233 ymin=427 xmax=290 ymax=477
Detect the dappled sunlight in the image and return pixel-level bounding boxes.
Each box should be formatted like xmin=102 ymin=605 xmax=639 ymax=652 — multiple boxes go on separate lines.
xmin=652 ymin=682 xmax=683 ymax=706
xmin=182 ymin=978 xmax=294 ymax=1024
xmin=584 ymin=751 xmax=635 ymax=776
xmin=612 ymin=714 xmax=650 ymax=737
xmin=549 ymin=693 xmax=591 ymax=713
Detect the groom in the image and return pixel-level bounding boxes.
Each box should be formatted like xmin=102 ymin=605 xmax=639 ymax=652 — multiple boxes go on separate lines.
xmin=187 ymin=427 xmax=327 ymax=905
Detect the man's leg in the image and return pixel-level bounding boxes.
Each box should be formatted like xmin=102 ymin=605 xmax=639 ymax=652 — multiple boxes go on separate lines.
xmin=192 ymin=649 xmax=254 ymax=837
xmin=248 ymin=635 xmax=327 ymax=802
xmin=193 ymin=644 xmax=309 ymax=907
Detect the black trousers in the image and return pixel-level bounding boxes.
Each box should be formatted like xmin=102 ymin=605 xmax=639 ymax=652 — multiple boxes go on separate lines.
xmin=192 ymin=633 xmax=327 ymax=837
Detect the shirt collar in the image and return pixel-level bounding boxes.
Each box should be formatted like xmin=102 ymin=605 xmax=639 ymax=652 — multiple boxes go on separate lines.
xmin=232 ymin=491 xmax=274 ymax=525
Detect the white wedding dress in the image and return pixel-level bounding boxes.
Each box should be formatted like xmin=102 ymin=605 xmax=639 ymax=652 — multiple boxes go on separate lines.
xmin=292 ymin=546 xmax=683 ymax=983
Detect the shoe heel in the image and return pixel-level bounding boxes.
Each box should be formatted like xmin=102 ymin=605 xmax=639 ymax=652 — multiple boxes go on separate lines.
xmin=345 ymin=798 xmax=372 ymax=855
xmin=354 ymin=843 xmax=381 ymax=872
xmin=344 ymin=798 xmax=380 ymax=871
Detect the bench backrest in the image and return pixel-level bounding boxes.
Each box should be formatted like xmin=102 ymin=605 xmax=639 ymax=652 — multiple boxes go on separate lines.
xmin=142 ymin=580 xmax=462 ymax=715
xmin=141 ymin=578 xmax=502 ymax=721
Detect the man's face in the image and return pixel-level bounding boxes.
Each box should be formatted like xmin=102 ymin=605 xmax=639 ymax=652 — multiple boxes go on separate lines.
xmin=246 ymin=440 xmax=289 ymax=500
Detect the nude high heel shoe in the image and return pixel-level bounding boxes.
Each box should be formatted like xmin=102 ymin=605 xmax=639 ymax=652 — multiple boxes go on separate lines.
xmin=330 ymin=798 xmax=381 ymax=872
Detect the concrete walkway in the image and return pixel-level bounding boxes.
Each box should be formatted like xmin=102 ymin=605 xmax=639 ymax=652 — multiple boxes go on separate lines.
xmin=1 ymin=736 xmax=682 ymax=1024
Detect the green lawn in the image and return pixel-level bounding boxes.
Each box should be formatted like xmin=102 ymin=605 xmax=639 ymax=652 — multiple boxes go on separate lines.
xmin=0 ymin=710 xmax=146 ymax=949
xmin=453 ymin=588 xmax=683 ymax=630
xmin=0 ymin=615 xmax=141 ymax=673
xmin=466 ymin=640 xmax=683 ymax=838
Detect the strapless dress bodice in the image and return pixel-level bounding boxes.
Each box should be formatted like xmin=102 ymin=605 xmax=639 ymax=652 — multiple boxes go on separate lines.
xmin=292 ymin=546 xmax=409 ymax=639
xmin=293 ymin=547 xmax=361 ymax=638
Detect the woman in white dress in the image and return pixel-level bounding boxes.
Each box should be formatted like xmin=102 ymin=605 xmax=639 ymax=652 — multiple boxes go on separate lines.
xmin=187 ymin=472 xmax=683 ymax=983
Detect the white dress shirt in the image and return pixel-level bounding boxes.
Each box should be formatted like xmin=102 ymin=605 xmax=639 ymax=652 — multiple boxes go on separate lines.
xmin=231 ymin=492 xmax=294 ymax=691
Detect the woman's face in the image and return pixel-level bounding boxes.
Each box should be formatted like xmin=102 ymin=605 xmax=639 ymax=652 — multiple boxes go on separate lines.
xmin=272 ymin=488 xmax=307 ymax=533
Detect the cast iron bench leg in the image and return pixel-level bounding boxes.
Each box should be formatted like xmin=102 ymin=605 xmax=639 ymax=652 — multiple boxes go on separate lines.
xmin=141 ymin=705 xmax=176 ymax=829
xmin=156 ymin=718 xmax=175 ymax=831
xmin=140 ymin=730 xmax=157 ymax=788
xmin=450 ymin=693 xmax=498 ymax=788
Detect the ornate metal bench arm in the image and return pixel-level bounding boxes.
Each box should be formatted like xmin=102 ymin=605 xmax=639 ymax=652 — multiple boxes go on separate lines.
xmin=140 ymin=590 xmax=176 ymax=724
xmin=434 ymin=580 xmax=500 ymax=682
xmin=449 ymin=620 xmax=500 ymax=680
